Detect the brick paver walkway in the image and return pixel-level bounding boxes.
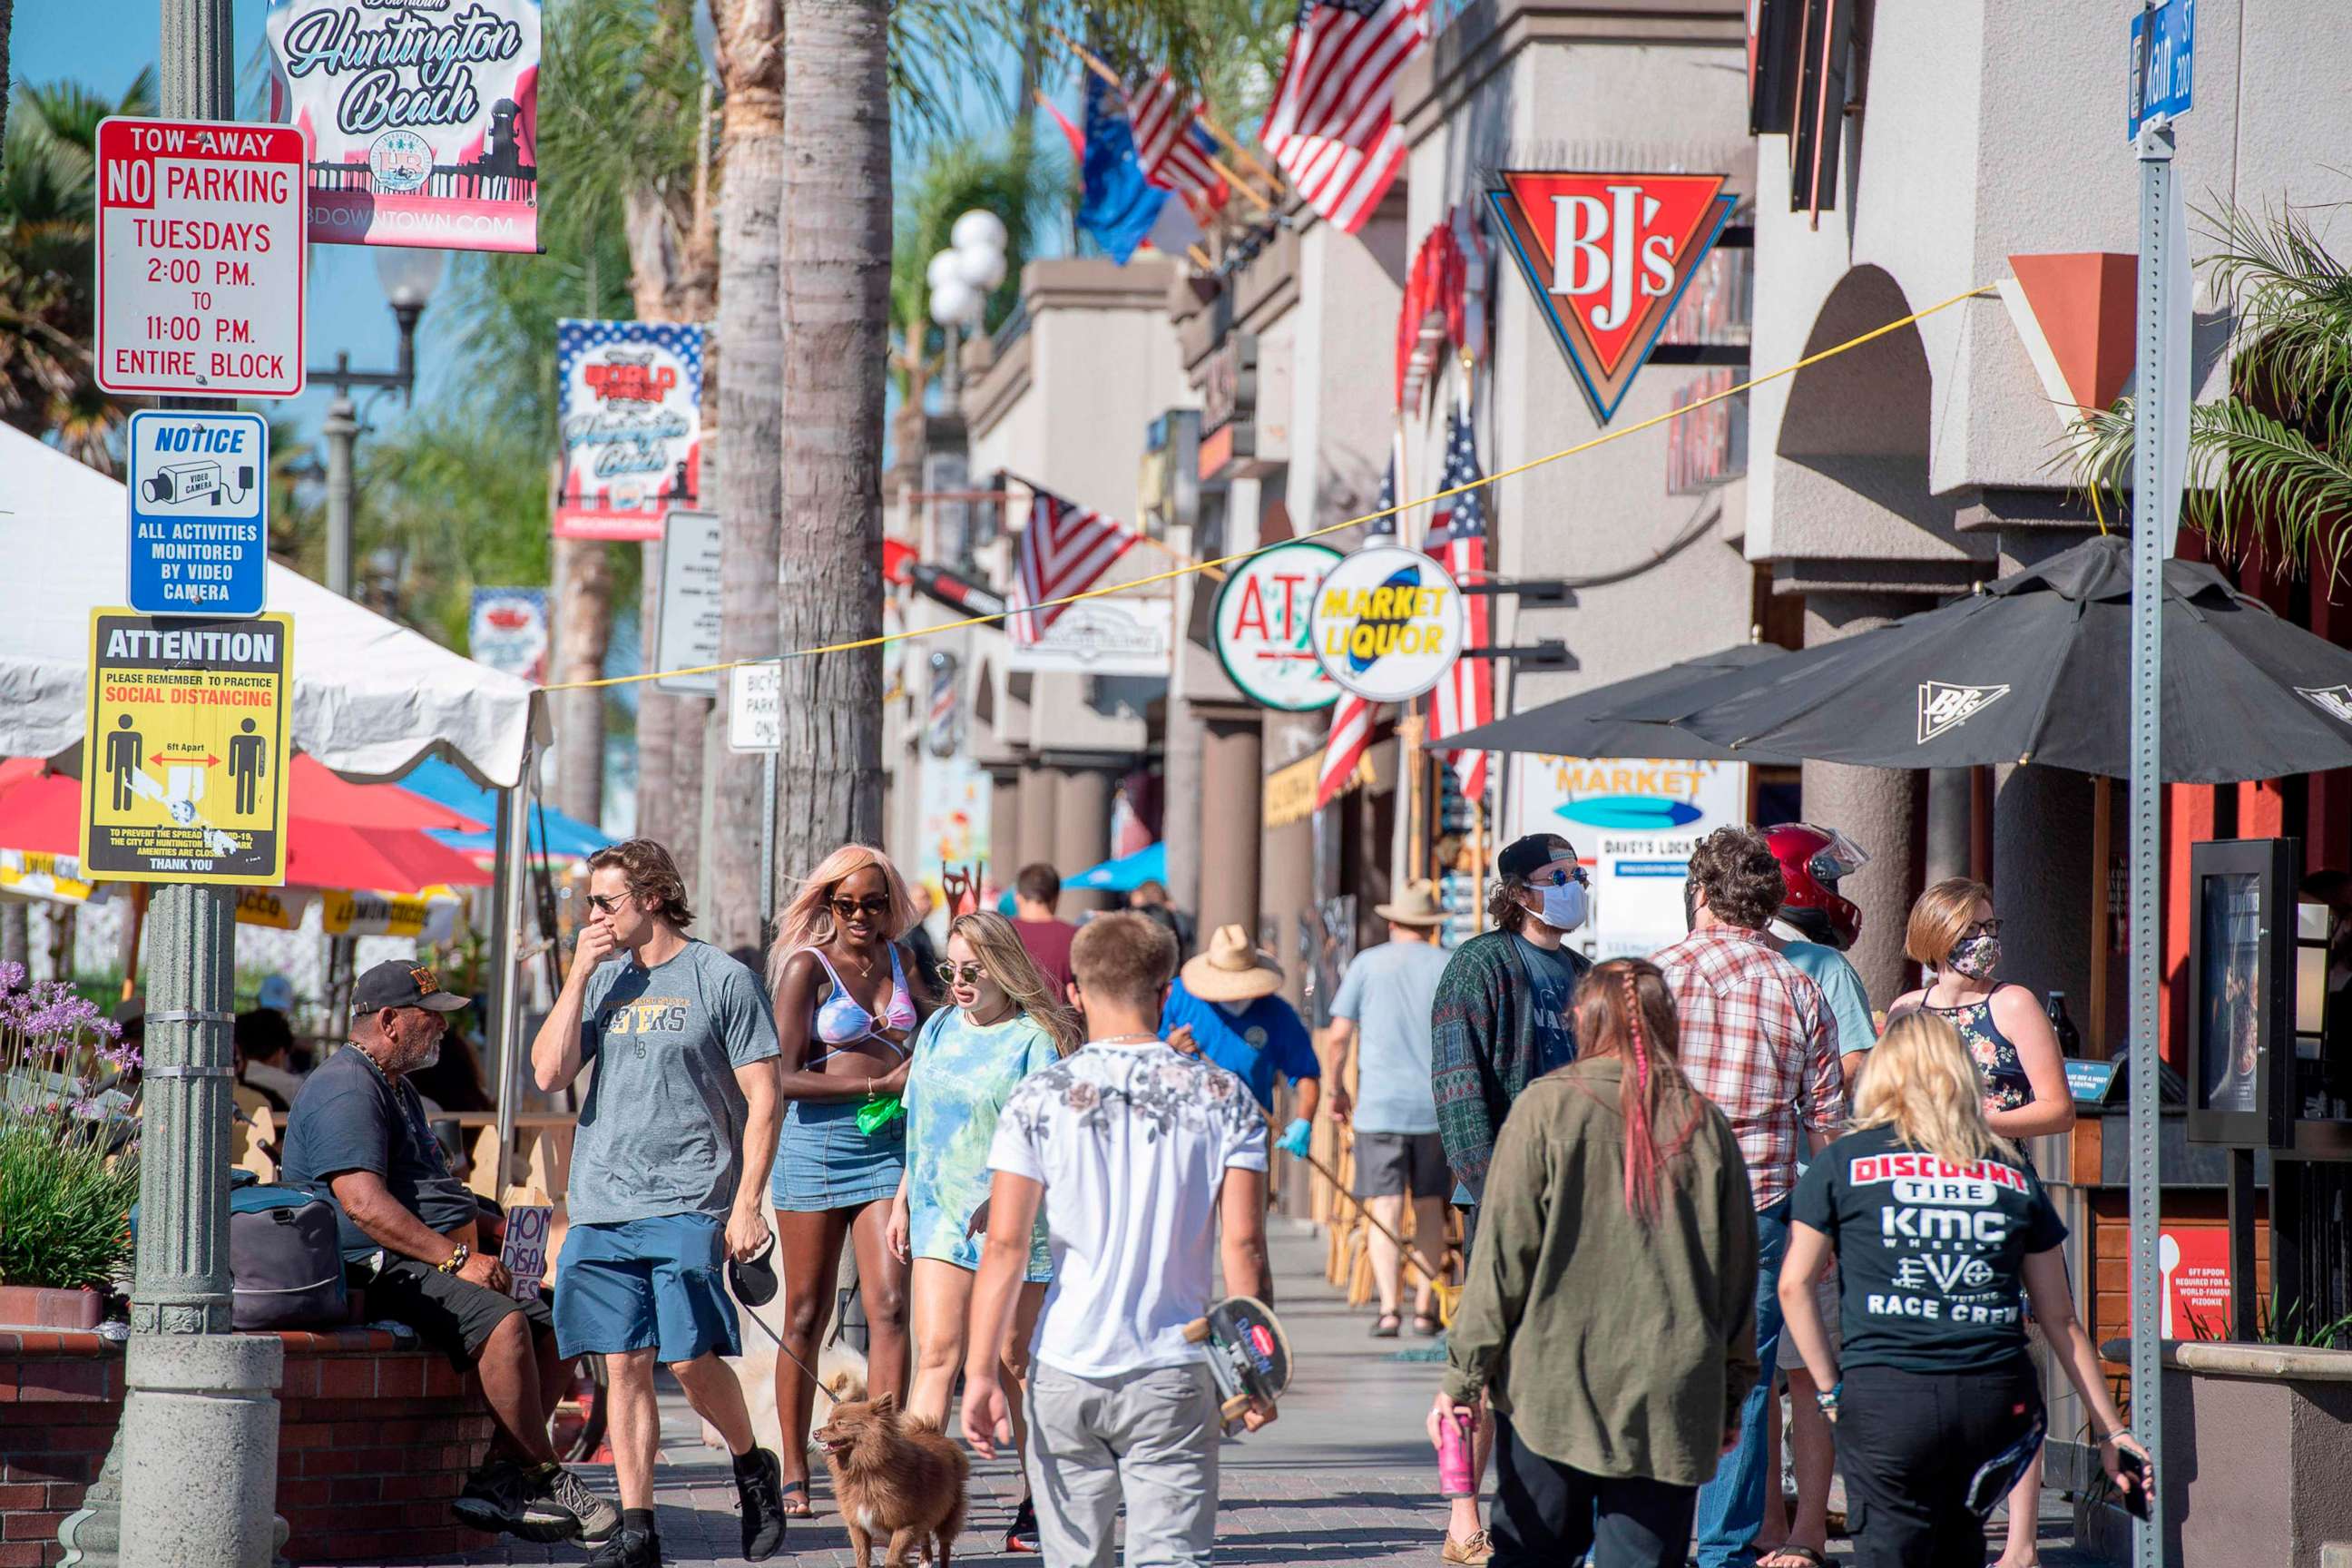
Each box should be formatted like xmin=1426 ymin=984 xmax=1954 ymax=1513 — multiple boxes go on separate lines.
xmin=330 ymin=1220 xmax=2102 ymax=1566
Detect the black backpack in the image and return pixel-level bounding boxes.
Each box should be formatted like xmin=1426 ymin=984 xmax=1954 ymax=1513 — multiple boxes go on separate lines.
xmin=227 ymin=1184 xmax=348 ymax=1330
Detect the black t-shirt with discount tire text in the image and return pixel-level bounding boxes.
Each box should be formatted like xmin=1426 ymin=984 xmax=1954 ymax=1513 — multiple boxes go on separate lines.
xmin=1792 ymin=1124 xmax=2067 ymax=1374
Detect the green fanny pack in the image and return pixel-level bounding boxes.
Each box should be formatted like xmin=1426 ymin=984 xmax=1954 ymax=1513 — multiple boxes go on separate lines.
xmin=856 ymin=1093 xmax=905 ymax=1136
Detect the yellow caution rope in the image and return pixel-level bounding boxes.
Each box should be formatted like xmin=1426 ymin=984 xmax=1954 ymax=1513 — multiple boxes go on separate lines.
xmin=545 ymin=283 xmax=1998 ymax=693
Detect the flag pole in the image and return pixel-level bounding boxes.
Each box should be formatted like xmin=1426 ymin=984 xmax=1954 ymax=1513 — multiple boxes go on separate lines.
xmin=1047 ymin=24 xmax=1279 ymax=212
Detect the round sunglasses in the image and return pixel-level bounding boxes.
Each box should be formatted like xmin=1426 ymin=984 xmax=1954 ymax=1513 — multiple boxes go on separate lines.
xmin=935 ymin=960 xmax=992 ymax=987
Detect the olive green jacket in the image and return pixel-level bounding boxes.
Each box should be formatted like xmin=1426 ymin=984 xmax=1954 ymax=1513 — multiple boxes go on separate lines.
xmin=1443 ymin=1058 xmax=1760 ymax=1485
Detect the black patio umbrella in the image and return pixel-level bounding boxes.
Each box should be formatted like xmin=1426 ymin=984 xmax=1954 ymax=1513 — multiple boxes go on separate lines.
xmin=1442 ymin=643 xmax=1803 ymax=763
xmin=1612 ymin=535 xmax=2352 ymax=783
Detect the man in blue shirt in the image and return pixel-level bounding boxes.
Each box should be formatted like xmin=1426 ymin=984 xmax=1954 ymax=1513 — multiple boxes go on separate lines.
xmin=1159 ymin=923 xmax=1320 ymax=1151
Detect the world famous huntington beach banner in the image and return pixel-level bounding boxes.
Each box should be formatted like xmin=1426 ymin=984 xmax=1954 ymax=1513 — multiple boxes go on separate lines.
xmin=554 ymin=320 xmax=704 ymax=542
xmin=264 ymin=0 xmax=541 ymax=252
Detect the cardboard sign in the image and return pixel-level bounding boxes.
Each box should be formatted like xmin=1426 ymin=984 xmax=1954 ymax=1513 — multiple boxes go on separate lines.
xmin=1211 ymin=541 xmax=1341 ymax=712
xmin=498 ymin=1202 xmax=554 ymax=1299
xmin=265 ymin=0 xmax=543 ymax=251
xmin=79 ymin=611 xmax=293 ymax=886
xmin=553 ymin=319 xmax=703 ymax=541
xmin=95 ymin=117 xmax=306 ymax=399
xmin=1486 ymin=172 xmax=1735 ymax=425
xmin=126 ymin=410 xmax=270 ymax=616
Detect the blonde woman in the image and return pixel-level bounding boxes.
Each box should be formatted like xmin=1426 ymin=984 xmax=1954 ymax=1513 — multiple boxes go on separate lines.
xmin=765 ymin=844 xmax=923 ymax=1517
xmin=885 ymin=911 xmax=1079 ymax=1554
xmin=1778 ymin=1014 xmax=2149 ymax=1568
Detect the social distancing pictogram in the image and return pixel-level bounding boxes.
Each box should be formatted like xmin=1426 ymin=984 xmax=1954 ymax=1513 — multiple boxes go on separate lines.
xmin=80 ymin=610 xmax=293 ymax=885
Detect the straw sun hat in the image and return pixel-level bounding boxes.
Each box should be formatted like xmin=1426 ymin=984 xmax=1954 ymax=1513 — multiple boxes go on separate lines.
xmin=1373 ymin=881 xmax=1447 ymax=928
xmin=1180 ymin=923 xmax=1285 ymax=1003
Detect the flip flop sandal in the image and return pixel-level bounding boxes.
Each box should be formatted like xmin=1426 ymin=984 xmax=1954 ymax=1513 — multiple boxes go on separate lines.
xmin=777 ymin=1478 xmax=815 ymax=1518
xmin=1371 ymin=1311 xmax=1403 ymax=1338
xmin=1758 ymin=1548 xmax=1828 ymax=1568
xmin=1413 ymin=1312 xmax=1443 ymax=1337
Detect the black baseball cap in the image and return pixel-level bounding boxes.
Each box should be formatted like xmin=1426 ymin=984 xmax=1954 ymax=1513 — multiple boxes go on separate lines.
xmin=352 ymin=960 xmax=469 ymax=1015
xmin=1497 ymin=833 xmax=1574 ymax=881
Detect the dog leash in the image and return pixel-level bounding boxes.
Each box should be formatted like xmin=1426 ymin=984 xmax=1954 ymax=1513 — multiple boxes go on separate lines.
xmin=735 ymin=1295 xmax=830 ymax=1387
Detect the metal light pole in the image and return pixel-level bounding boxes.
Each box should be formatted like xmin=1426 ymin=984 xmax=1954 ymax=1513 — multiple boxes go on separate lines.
xmin=314 ymin=249 xmax=441 ymax=599
xmin=102 ymin=6 xmax=283 ymax=1568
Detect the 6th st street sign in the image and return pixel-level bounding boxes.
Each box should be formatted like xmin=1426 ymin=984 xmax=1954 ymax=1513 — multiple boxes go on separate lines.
xmin=95 ymin=117 xmax=306 ymax=398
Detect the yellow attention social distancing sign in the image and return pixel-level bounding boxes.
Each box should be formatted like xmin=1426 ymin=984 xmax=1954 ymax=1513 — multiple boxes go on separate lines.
xmin=80 ymin=610 xmax=292 ymax=886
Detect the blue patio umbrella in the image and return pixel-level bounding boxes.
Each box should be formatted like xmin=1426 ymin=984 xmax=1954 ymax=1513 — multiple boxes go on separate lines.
xmin=397 ymin=757 xmax=611 ymax=860
xmin=995 ymin=843 xmax=1168 ymax=913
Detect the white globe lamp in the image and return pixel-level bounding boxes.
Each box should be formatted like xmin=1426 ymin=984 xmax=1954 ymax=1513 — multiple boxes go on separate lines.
xmin=950 ymin=209 xmax=1008 ymax=253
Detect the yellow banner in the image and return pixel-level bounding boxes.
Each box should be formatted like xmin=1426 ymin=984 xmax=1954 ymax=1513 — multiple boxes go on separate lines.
xmin=80 ymin=611 xmax=293 ymax=886
xmin=0 ymin=849 xmax=111 ymax=906
xmin=1264 ymin=749 xmax=1373 ymax=829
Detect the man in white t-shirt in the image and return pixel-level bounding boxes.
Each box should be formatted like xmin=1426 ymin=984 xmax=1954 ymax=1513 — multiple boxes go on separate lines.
xmin=963 ymin=912 xmax=1275 ymax=1566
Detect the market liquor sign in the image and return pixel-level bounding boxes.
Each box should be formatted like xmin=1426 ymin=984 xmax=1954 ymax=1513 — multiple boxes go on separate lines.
xmin=80 ymin=612 xmax=294 ymax=886
xmin=1485 ymin=172 xmax=1735 ymax=425
xmin=553 ymin=319 xmax=703 ymax=542
xmin=1307 ymin=545 xmax=1465 ymax=703
xmin=265 ymin=0 xmax=543 ymax=252
xmin=126 ymin=410 xmax=270 ymax=617
xmin=95 ymin=118 xmax=306 ymax=399
xmin=1212 ymin=541 xmax=1341 ymax=712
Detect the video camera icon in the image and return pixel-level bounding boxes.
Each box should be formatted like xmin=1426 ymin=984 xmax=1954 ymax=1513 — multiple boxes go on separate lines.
xmin=142 ymin=459 xmax=256 ymax=507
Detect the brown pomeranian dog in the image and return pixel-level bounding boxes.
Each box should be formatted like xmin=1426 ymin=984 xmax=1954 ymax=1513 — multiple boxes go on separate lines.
xmin=812 ymin=1392 xmax=969 ymax=1567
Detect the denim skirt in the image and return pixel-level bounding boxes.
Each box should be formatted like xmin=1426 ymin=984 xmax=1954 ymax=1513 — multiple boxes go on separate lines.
xmin=771 ymin=1097 xmax=906 ymax=1211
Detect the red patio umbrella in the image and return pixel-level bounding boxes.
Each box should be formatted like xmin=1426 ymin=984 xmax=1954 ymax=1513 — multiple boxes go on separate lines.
xmin=0 ymin=768 xmax=490 ymax=890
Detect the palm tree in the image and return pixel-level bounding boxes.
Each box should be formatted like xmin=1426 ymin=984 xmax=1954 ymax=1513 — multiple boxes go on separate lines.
xmin=0 ymin=72 xmax=154 ymax=467
xmin=2074 ymin=200 xmax=2352 ymax=583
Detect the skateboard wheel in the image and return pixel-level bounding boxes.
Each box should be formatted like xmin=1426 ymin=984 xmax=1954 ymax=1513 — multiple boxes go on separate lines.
xmin=1181 ymin=1318 xmax=1212 ymax=1344
xmin=1220 ymin=1393 xmax=1253 ymax=1422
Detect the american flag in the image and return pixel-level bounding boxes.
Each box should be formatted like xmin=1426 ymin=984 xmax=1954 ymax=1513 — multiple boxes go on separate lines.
xmin=1425 ymin=408 xmax=1492 ymax=799
xmin=1007 ymin=481 xmax=1138 ymax=647
xmin=1261 ymin=0 xmax=1429 ymax=235
xmin=1124 ymin=70 xmax=1227 ymax=208
xmin=1315 ymin=447 xmax=1399 ymax=811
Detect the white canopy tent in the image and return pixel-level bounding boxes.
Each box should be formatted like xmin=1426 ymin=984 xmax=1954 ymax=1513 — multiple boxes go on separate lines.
xmin=0 ymin=422 xmax=548 ymax=1188
xmin=0 ymin=422 xmax=543 ymax=787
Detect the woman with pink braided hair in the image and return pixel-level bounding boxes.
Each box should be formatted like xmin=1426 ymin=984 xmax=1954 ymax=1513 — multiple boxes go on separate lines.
xmin=1430 ymin=959 xmax=1761 ymax=1567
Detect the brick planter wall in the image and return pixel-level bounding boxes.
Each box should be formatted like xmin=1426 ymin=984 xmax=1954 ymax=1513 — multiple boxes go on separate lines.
xmin=0 ymin=1328 xmax=494 ymax=1567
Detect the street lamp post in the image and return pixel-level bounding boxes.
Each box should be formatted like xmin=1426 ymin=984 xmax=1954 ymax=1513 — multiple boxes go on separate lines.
xmin=314 ymin=249 xmax=443 ymax=598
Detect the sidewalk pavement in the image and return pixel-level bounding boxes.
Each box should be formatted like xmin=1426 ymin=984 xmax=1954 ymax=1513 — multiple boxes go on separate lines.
xmin=324 ymin=1220 xmax=2103 ymax=1566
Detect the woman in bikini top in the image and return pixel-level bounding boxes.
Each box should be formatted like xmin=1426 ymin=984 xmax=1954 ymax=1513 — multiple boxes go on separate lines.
xmin=762 ymin=845 xmax=926 ymax=1514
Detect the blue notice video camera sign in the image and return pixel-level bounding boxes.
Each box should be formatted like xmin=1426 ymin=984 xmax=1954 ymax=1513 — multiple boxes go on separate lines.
xmin=126 ymin=409 xmax=269 ymax=618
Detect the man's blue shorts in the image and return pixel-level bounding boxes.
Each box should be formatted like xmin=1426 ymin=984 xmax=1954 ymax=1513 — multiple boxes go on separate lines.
xmin=553 ymin=1213 xmax=741 ymax=1363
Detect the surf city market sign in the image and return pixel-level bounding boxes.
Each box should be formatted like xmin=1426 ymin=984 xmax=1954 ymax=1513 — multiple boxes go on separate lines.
xmin=1486 ymin=172 xmax=1736 ymax=425
xmin=1307 ymin=545 xmax=1466 ymax=703
xmin=1212 ymin=541 xmax=1341 ymax=712
xmin=553 ymin=319 xmax=703 ymax=542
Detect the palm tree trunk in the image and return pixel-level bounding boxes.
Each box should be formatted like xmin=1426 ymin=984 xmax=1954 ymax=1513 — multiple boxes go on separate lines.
xmin=705 ymin=0 xmax=789 ymax=953
xmin=552 ymin=535 xmax=614 ymax=828
xmin=777 ymin=0 xmax=890 ymax=892
xmin=634 ymin=538 xmax=678 ymax=838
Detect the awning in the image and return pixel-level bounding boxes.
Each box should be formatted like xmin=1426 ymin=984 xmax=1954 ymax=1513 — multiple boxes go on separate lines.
xmin=0 ymin=425 xmax=544 ymax=788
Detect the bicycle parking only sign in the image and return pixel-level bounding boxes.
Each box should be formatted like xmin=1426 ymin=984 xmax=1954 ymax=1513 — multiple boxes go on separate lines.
xmin=80 ymin=612 xmax=293 ymax=886
xmin=94 ymin=117 xmax=306 ymax=399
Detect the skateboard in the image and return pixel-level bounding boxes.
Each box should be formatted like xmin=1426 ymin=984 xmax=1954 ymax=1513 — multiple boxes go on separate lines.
xmin=1182 ymin=1294 xmax=1292 ymax=1432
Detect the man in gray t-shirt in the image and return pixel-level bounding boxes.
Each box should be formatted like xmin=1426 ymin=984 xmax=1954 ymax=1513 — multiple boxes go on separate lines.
xmin=531 ymin=839 xmax=789 ymax=1567
xmin=1324 ymin=883 xmax=1453 ymax=1337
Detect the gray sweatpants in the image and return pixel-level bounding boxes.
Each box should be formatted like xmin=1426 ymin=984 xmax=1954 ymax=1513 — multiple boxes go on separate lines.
xmin=1024 ymin=1360 xmax=1219 ymax=1566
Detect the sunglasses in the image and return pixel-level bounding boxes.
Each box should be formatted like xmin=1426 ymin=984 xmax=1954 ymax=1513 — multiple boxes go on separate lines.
xmin=585 ymin=893 xmax=626 ymax=916
xmin=830 ymin=895 xmax=893 ymax=918
xmin=1962 ymin=918 xmax=2004 ymax=939
xmin=1533 ymin=864 xmax=1590 ymax=888
xmin=936 ymin=961 xmax=990 ymax=987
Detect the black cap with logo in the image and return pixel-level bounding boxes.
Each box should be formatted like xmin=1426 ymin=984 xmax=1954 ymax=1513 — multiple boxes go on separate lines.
xmin=351 ymin=960 xmax=470 ymax=1016
xmin=1496 ymin=833 xmax=1573 ymax=881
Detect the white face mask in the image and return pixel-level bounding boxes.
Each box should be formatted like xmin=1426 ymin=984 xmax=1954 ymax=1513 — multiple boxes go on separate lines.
xmin=1534 ymin=880 xmax=1590 ymax=934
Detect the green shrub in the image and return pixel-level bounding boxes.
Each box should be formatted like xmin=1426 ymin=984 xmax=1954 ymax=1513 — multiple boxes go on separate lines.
xmin=0 ymin=964 xmax=140 ymax=1292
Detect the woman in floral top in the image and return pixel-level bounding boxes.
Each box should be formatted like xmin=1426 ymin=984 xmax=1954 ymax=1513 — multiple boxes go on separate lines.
xmin=887 ymin=909 xmax=1079 ymax=1552
xmin=1883 ymin=877 xmax=2073 ymax=1568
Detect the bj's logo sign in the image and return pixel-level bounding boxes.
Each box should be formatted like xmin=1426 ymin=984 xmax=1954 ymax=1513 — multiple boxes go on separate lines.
xmin=1485 ymin=172 xmax=1736 ymax=425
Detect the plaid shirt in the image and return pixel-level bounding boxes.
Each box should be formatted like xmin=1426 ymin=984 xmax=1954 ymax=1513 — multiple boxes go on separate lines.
xmin=1652 ymin=926 xmax=1844 ymax=1211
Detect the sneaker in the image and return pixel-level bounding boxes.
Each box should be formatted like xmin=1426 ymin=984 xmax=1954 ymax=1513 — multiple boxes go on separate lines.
xmin=534 ymin=1463 xmax=621 ymax=1544
xmin=452 ymin=1458 xmax=583 ymax=1544
xmin=1004 ymin=1494 xmax=1040 ymax=1554
xmin=586 ymin=1524 xmax=664 ymax=1568
xmin=1440 ymin=1529 xmax=1494 ymax=1564
xmin=733 ymin=1446 xmax=788 ymax=1561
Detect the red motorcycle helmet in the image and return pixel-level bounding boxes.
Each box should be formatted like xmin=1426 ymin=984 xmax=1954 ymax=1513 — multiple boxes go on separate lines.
xmin=1766 ymin=823 xmax=1868 ymax=952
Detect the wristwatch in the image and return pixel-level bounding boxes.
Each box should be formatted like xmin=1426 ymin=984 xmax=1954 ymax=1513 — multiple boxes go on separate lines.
xmin=437 ymin=1243 xmax=470 ymax=1275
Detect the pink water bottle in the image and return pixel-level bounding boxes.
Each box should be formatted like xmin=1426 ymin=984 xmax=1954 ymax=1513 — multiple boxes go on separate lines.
xmin=1437 ymin=1406 xmax=1476 ymax=1498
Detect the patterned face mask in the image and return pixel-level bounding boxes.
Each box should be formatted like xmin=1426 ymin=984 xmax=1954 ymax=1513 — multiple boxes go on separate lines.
xmin=1948 ymin=934 xmax=2002 ymax=981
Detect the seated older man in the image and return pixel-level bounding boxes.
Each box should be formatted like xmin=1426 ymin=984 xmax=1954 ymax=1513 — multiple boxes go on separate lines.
xmin=279 ymin=960 xmax=618 ymax=1546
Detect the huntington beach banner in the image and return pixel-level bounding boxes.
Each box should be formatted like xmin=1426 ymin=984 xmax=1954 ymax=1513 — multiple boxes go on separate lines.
xmin=264 ymin=0 xmax=542 ymax=253
xmin=554 ymin=319 xmax=703 ymax=542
